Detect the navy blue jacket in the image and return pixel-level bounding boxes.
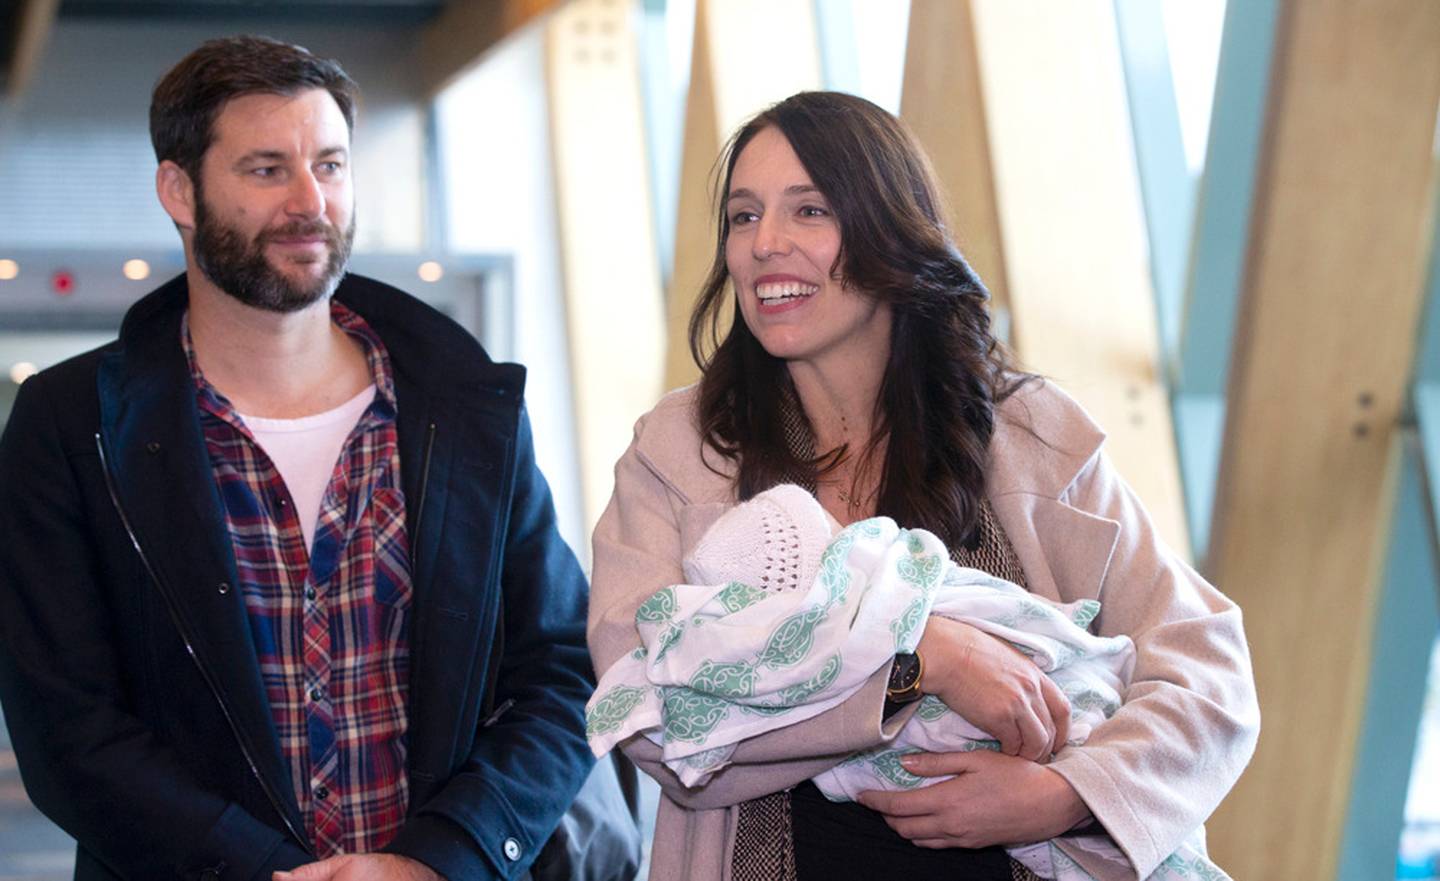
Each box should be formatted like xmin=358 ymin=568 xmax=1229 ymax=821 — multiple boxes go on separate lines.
xmin=0 ymin=274 xmax=596 ymax=881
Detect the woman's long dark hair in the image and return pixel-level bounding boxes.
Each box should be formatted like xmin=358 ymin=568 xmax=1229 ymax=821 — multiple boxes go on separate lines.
xmin=689 ymin=91 xmax=1031 ymax=551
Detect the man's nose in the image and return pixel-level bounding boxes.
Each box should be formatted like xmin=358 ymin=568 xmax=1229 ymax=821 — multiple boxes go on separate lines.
xmin=285 ymin=170 xmax=325 ymax=219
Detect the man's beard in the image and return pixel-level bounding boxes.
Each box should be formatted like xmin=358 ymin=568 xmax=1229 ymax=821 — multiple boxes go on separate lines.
xmin=192 ymin=191 xmax=355 ymax=314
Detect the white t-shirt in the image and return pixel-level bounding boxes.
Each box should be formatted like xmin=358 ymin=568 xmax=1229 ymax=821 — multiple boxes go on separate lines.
xmin=238 ymin=385 xmax=377 ymax=552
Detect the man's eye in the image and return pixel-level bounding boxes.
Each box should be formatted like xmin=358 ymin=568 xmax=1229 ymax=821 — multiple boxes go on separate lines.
xmin=317 ymin=161 xmax=343 ymax=174
xmin=251 ymin=166 xmax=278 ymax=178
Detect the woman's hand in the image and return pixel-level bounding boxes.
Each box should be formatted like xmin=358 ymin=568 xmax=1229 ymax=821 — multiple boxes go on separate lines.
xmin=916 ymin=616 xmax=1070 ymax=761
xmin=857 ymin=750 xmax=1090 ymax=848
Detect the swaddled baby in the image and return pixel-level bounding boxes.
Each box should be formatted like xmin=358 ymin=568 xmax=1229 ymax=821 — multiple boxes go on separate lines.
xmin=586 ymin=485 xmax=1227 ymax=880
xmin=678 ymin=484 xmax=1134 ymax=800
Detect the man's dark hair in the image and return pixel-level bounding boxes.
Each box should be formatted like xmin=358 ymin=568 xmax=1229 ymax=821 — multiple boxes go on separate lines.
xmin=150 ymin=35 xmax=358 ymax=180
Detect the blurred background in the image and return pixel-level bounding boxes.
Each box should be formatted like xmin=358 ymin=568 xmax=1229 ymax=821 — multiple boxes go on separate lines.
xmin=0 ymin=0 xmax=1436 ymax=879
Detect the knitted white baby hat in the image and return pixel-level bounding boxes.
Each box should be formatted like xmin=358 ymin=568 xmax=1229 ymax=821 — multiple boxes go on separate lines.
xmin=683 ymin=483 xmax=838 ymax=592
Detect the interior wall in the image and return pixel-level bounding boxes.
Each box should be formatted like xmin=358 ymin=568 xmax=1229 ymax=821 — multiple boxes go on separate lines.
xmin=0 ymin=18 xmax=429 ymax=253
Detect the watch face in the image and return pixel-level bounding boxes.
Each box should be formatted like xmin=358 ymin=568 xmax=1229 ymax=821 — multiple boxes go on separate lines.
xmin=890 ymin=653 xmax=921 ymax=692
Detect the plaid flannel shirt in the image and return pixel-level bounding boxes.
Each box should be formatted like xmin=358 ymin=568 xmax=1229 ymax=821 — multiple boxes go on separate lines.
xmin=184 ymin=302 xmax=413 ymax=856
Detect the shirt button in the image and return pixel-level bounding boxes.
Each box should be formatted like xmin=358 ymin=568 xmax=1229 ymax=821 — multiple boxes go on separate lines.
xmin=314 ymin=784 xmax=329 ymax=800
xmin=277 ymin=497 xmax=289 ymax=508
xmin=305 ymin=586 xmax=318 ymax=601
xmin=309 ymin=686 xmax=324 ymax=702
xmin=502 ymin=838 xmax=521 ymax=861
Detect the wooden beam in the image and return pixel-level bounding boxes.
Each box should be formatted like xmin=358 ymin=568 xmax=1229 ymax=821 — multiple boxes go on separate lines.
xmin=964 ymin=0 xmax=1190 ymax=555
xmin=5 ymin=0 xmax=59 ymax=101
xmin=419 ymin=0 xmax=561 ymax=97
xmin=545 ymin=0 xmax=666 ymax=530
xmin=1204 ymin=1 xmax=1440 ymax=877
xmin=664 ymin=0 xmax=822 ymax=391
xmin=899 ymin=0 xmax=1010 ymax=321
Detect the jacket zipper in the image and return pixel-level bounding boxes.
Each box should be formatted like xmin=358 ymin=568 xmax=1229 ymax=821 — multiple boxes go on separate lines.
xmin=411 ymin=422 xmax=437 ymax=543
xmin=95 ymin=433 xmax=312 ymax=855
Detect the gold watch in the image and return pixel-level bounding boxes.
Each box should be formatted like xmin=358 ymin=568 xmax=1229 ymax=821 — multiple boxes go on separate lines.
xmin=886 ymin=652 xmax=924 ymax=705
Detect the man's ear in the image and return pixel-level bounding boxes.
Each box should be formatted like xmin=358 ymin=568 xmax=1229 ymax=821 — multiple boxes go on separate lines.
xmin=156 ymin=160 xmax=196 ymax=229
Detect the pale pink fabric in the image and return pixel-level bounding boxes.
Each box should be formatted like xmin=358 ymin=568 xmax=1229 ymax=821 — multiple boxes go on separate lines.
xmin=588 ymin=379 xmax=1260 ymax=881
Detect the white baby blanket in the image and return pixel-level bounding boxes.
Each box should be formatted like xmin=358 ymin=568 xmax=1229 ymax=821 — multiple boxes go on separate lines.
xmin=587 ymin=485 xmax=1228 ymax=880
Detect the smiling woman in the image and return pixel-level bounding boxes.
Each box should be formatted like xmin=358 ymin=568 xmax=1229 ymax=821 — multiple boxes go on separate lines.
xmin=723 ymin=127 xmax=890 ymax=379
xmin=587 ymin=91 xmax=1260 ymax=881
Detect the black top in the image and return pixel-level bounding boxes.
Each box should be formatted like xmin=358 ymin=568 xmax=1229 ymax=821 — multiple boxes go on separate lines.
xmin=790 ymin=780 xmax=1013 ymax=880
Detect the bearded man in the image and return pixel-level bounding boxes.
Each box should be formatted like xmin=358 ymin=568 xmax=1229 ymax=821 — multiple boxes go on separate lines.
xmin=0 ymin=36 xmax=597 ymax=881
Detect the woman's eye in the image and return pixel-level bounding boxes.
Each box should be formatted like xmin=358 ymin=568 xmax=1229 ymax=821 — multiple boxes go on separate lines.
xmin=731 ymin=211 xmax=758 ymax=225
xmin=799 ymin=205 xmax=829 ymax=218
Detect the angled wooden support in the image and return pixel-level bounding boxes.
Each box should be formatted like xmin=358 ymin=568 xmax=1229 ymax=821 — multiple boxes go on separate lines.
xmin=664 ymin=0 xmax=822 ymax=391
xmin=421 ymin=0 xmax=562 ymax=97
xmin=1204 ymin=1 xmax=1440 ymax=877
xmin=5 ymin=0 xmax=59 ymax=102
xmin=898 ymin=0 xmax=1010 ymax=321
xmin=1172 ymin=0 xmax=1282 ymax=559
xmin=546 ymin=0 xmax=666 ymax=529
xmin=954 ymin=0 xmax=1190 ymax=555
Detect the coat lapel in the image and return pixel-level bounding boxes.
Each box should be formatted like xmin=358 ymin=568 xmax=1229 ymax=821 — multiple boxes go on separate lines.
xmin=989 ymin=493 xmax=1118 ymax=604
xmin=95 ymin=282 xmax=305 ymax=838
xmin=985 ymin=381 xmax=1120 ymax=606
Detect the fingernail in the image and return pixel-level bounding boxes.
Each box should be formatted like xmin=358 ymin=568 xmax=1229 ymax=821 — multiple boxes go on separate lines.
xmin=899 ymin=754 xmax=919 ymax=770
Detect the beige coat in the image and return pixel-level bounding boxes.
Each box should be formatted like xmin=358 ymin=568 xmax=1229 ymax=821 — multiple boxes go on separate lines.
xmin=589 ymin=379 xmax=1259 ymax=880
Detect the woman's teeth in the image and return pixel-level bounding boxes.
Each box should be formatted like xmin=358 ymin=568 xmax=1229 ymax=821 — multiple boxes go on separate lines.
xmin=756 ymin=281 xmax=819 ymax=301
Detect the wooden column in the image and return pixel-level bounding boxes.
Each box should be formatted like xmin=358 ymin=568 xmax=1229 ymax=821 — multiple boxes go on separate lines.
xmin=664 ymin=0 xmax=822 ymax=390
xmin=4 ymin=0 xmax=59 ymax=101
xmin=957 ymin=0 xmax=1190 ymax=555
xmin=898 ymin=0 xmax=1010 ymax=319
xmin=546 ymin=0 xmax=666 ymax=529
xmin=1205 ymin=1 xmax=1440 ymax=877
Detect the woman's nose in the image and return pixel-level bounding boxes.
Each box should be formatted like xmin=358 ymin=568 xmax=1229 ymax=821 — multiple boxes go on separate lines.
xmin=752 ymin=215 xmax=792 ymax=259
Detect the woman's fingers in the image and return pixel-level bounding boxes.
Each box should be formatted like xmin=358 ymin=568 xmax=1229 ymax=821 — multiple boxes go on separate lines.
xmin=899 ymin=750 xmax=980 ymax=778
xmin=859 ymin=784 xmax=945 ymax=816
xmin=1041 ymin=675 xmax=1072 ymax=755
xmin=1015 ymin=698 xmax=1052 ymax=762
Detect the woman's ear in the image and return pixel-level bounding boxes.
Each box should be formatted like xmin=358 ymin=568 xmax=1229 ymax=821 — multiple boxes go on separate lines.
xmin=156 ymin=160 xmax=196 ymax=229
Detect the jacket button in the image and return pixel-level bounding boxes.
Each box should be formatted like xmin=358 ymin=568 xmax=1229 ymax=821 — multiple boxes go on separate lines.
xmin=145 ymin=441 xmax=161 ymax=454
xmin=502 ymin=837 xmax=521 ymax=861
xmin=217 ymin=582 xmax=231 ymax=595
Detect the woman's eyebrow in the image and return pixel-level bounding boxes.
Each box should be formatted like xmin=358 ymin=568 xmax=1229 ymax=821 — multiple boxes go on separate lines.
xmin=726 ymin=184 xmax=821 ymax=202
